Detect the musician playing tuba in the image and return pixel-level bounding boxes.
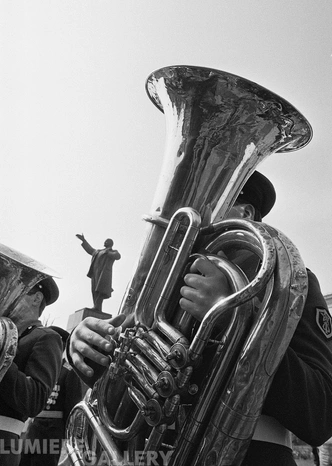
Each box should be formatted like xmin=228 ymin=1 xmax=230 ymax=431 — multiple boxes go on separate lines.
xmin=67 ymin=171 xmax=332 ymax=466
xmin=0 ymin=277 xmax=62 ymax=466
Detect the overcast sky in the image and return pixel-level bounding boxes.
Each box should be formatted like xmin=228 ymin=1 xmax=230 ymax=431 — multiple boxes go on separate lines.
xmin=1 ymin=0 xmax=332 ymax=329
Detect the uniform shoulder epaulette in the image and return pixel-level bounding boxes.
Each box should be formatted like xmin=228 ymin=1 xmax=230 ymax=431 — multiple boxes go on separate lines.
xmin=316 ymin=307 xmax=332 ymax=339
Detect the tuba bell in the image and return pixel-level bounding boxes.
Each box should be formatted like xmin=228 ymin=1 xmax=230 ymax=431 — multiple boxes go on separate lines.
xmin=66 ymin=66 xmax=312 ymax=465
xmin=0 ymin=242 xmax=59 ymax=381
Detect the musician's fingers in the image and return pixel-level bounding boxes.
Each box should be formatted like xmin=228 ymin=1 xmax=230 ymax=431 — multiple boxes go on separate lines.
xmin=107 ymin=314 xmax=126 ymax=336
xmin=183 ymin=272 xmax=204 ymax=289
xmin=69 ymin=313 xmax=129 ymax=377
xmin=70 ymin=339 xmax=110 ymax=377
xmin=72 ymin=317 xmax=112 ymax=352
xmin=70 ymin=353 xmax=93 ymax=377
xmin=179 ymin=295 xmax=202 ymax=320
xmin=181 ymin=284 xmax=202 ymax=301
xmin=189 ymin=256 xmax=226 ymax=279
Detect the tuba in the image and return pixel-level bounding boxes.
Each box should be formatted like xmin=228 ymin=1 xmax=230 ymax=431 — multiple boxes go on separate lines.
xmin=0 ymin=243 xmax=59 ymax=381
xmin=66 ymin=66 xmax=312 ymax=465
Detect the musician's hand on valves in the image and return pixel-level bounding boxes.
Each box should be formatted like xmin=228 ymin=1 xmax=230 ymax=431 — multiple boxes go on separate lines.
xmin=180 ymin=256 xmax=231 ymax=321
xmin=69 ymin=313 xmax=126 ymax=377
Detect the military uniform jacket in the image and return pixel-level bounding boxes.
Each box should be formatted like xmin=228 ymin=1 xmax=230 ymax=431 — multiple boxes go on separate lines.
xmin=0 ymin=325 xmax=62 ymax=423
xmin=25 ymin=359 xmax=84 ymax=442
xmin=46 ymin=359 xmax=84 ymax=425
xmin=261 ymin=269 xmax=332 ymax=446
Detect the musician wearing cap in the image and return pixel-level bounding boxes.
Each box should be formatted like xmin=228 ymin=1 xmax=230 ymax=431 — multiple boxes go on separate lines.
xmin=0 ymin=276 xmax=63 ymax=466
xmin=180 ymin=171 xmax=332 ymax=465
xmin=67 ymin=172 xmax=332 ymax=466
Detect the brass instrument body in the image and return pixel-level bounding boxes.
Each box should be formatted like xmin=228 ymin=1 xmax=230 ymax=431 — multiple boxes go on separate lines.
xmin=120 ymin=65 xmax=311 ymax=326
xmin=171 ymin=222 xmax=307 ymax=465
xmin=0 ymin=243 xmax=59 ymax=381
xmin=66 ymin=66 xmax=312 ymax=465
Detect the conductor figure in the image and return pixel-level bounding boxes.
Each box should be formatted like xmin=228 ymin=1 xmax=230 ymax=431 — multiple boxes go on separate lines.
xmin=76 ymin=234 xmax=121 ymax=313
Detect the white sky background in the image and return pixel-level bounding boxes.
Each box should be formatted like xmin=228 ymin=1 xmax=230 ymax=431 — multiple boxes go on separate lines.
xmin=1 ymin=0 xmax=332 ymax=329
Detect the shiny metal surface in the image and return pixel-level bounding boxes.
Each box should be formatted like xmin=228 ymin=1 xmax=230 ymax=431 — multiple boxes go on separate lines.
xmin=119 ymin=65 xmax=311 ymax=323
xmin=66 ymin=65 xmax=311 ymax=466
xmin=66 ymin=399 xmax=128 ymax=465
xmin=0 ymin=317 xmax=18 ymax=382
xmin=0 ymin=242 xmax=59 ymax=317
xmin=171 ymin=221 xmax=307 ymax=465
xmin=146 ymin=65 xmax=311 ymax=222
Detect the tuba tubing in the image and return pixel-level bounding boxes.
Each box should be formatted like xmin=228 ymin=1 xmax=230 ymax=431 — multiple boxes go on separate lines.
xmin=65 ymin=65 xmax=312 ymax=466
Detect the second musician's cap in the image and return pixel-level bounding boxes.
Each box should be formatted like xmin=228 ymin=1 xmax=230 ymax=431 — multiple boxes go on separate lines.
xmin=238 ymin=171 xmax=276 ymax=218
